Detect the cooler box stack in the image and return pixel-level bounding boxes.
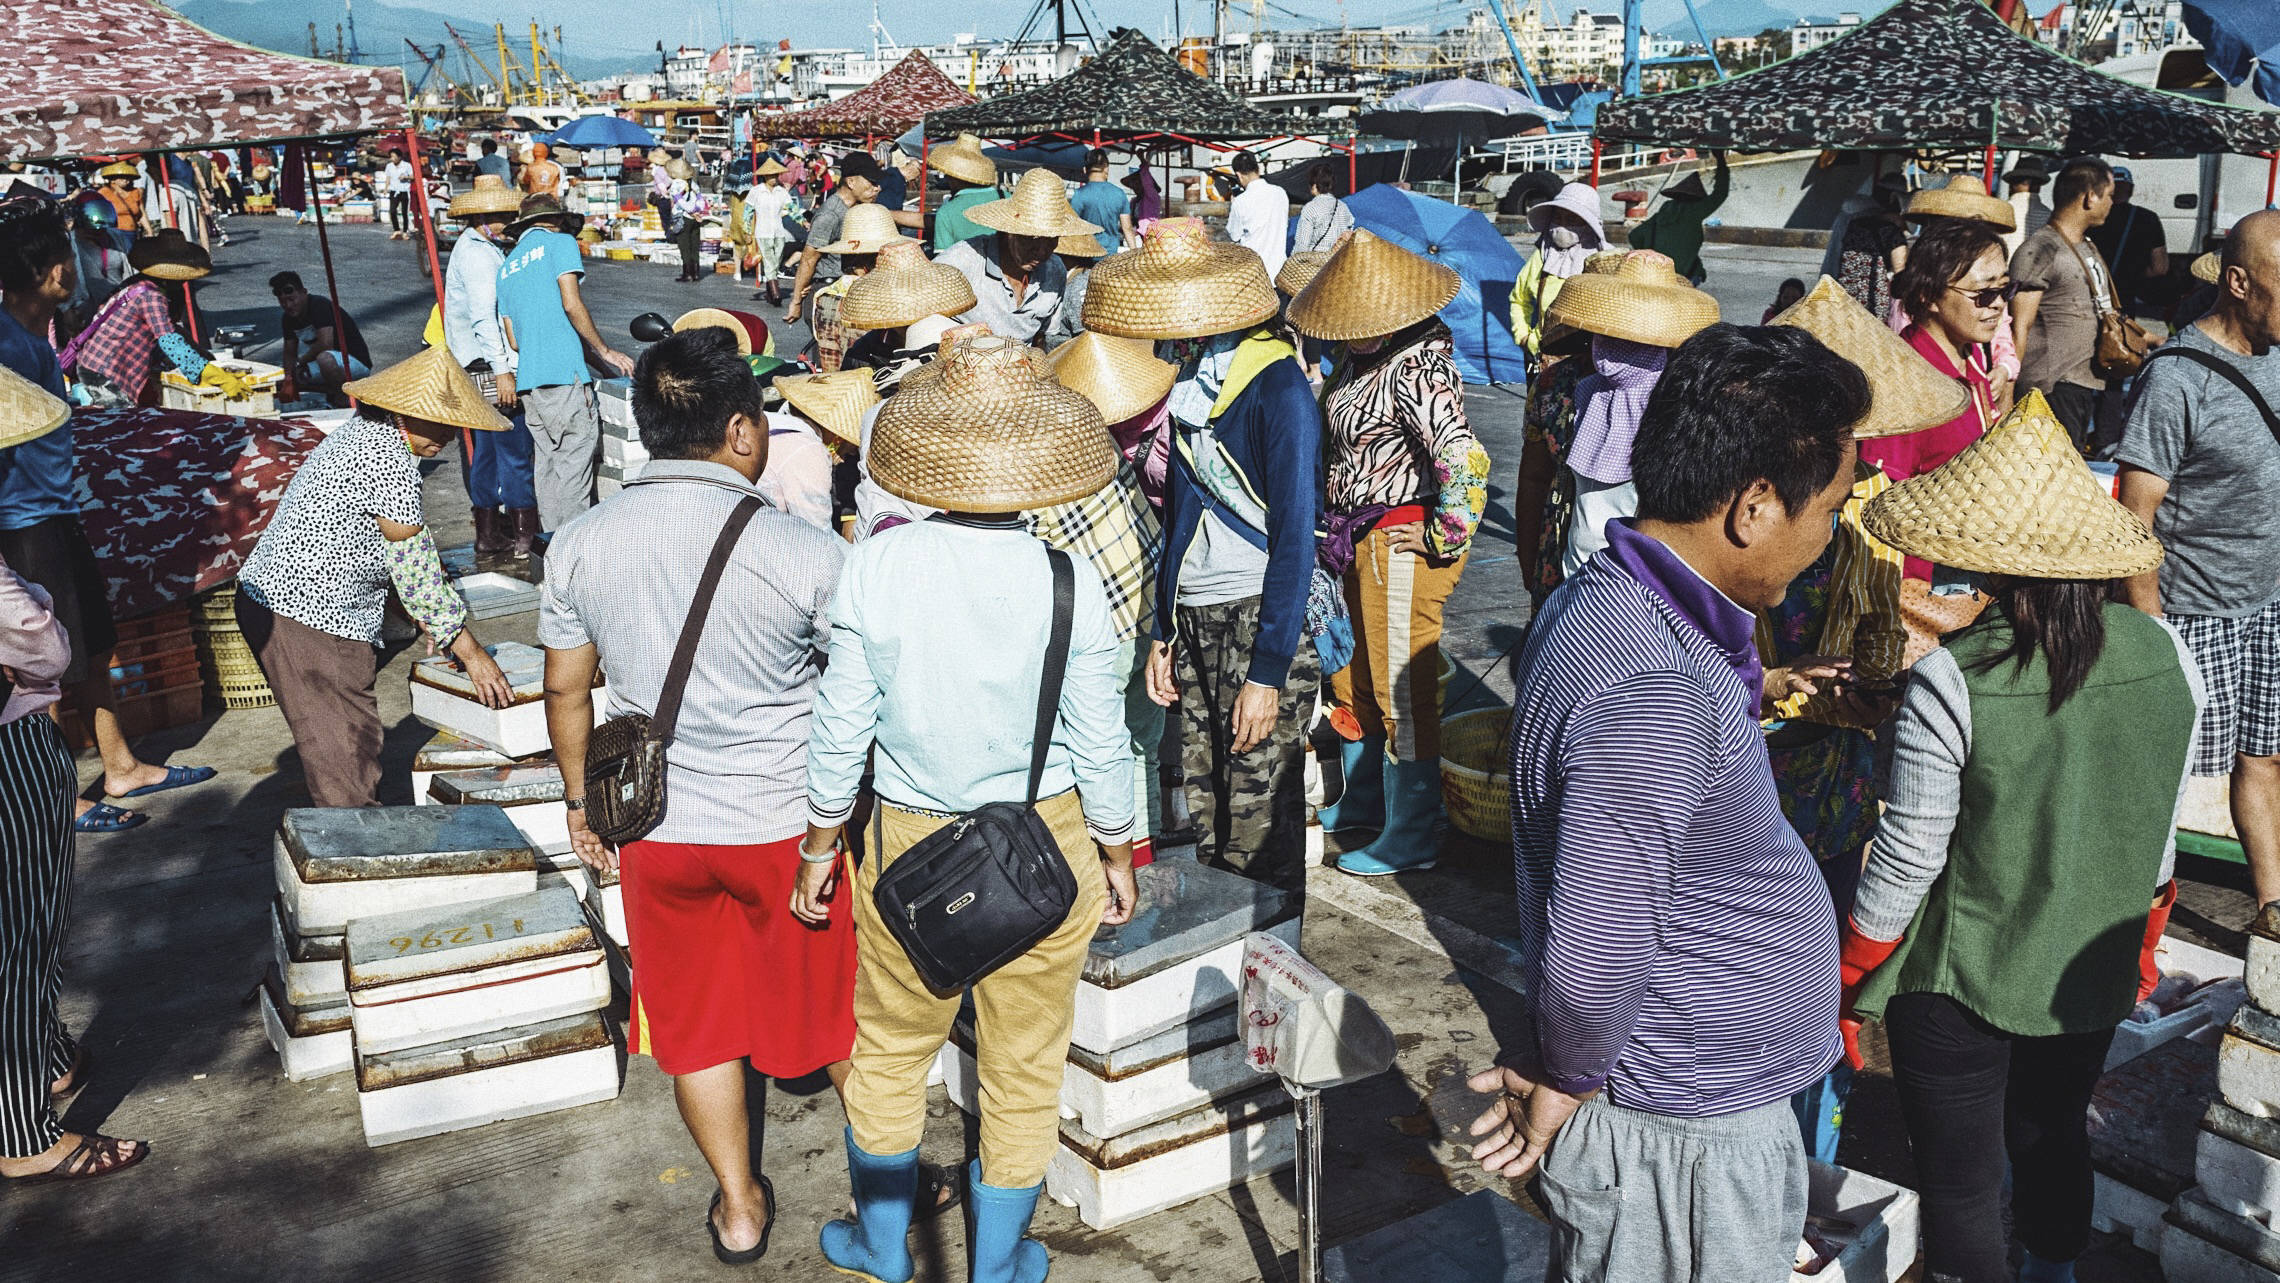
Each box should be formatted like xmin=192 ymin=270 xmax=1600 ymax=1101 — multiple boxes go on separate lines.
xmin=409 ymin=642 xmax=605 ymax=760
xmin=938 ymin=860 xmax=1301 ymax=1229
xmin=2179 ymin=906 xmax=2280 ymax=1280
xmin=428 ymin=764 xmax=575 ymax=867
xmin=410 ymin=729 xmax=529 ymax=805
xmin=595 ymin=377 xmax=643 ymax=498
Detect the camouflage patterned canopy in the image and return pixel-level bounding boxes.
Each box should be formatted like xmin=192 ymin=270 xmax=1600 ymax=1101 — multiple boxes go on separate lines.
xmin=927 ymin=28 xmax=1302 ymax=142
xmin=1595 ymin=0 xmax=2280 ymax=158
xmin=0 ymin=0 xmax=407 ymax=162
xmin=756 ymin=51 xmax=977 ymax=141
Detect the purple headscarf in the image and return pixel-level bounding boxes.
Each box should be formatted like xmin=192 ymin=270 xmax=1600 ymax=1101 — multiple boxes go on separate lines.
xmin=1564 ymin=336 xmax=1669 ymax=485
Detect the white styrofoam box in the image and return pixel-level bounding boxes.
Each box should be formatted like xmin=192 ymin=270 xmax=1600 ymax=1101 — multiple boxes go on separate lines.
xmin=410 ymin=642 xmax=607 ymax=758
xmin=274 ymin=806 xmax=538 ymax=937
xmin=601 ymin=432 xmax=649 ymax=468
xmin=582 ymin=867 xmax=627 ymax=948
xmin=271 ymin=899 xmax=345 ymax=1007
xmin=2223 ymin=1006 xmax=2280 ymax=1119
xmin=1045 ymin=1085 xmax=1295 ymax=1230
xmin=538 ymin=863 xmax=592 ymax=899
xmin=2112 ymin=999 xmax=2229 ymax=1071
xmin=1072 ymin=922 xmax=1299 ymax=1055
xmin=2251 ymin=905 xmax=2280 ymax=1016
xmin=355 ymin=1012 xmax=622 ymax=1148
xmin=943 ymin=1017 xmax=1261 ymax=1139
xmin=345 ymin=885 xmax=610 ymax=1055
xmin=259 ymin=975 xmax=353 ymax=1082
xmin=597 ymin=459 xmax=645 ymax=485
xmin=2092 ymin=1169 xmax=2170 ymax=1254
xmin=1795 ymin=1161 xmax=1921 ymax=1283
xmin=1070 ymin=860 xmax=1300 ymax=1054
xmin=2203 ymin=1101 xmax=2280 ymax=1225
xmin=428 ymin=764 xmax=571 ymax=856
xmin=928 ymin=1042 xmax=950 ymax=1090
xmin=597 ymin=475 xmax=624 ymax=500
xmin=2165 ymin=1186 xmax=2280 ymax=1283
xmin=2187 ymin=772 xmax=2242 ymax=841
xmin=410 ymin=730 xmax=525 ymax=803
xmin=452 ymin=571 xmax=541 ymax=622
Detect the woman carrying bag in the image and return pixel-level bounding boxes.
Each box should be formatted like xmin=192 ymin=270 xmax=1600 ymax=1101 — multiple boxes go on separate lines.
xmin=63 ymin=229 xmax=246 ymax=408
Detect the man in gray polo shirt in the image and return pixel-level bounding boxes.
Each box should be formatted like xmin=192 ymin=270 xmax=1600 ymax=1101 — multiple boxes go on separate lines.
xmin=2120 ymin=209 xmax=2280 ymax=908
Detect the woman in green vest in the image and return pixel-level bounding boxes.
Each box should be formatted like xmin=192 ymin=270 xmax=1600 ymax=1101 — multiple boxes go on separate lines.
xmin=1839 ymin=390 xmax=2203 ymax=1283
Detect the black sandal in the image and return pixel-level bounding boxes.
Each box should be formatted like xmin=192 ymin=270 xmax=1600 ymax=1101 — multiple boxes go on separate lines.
xmin=914 ymin=1160 xmax=964 ymax=1222
xmin=707 ymin=1176 xmax=775 ymax=1265
xmin=5 ymin=1134 xmax=147 ymax=1185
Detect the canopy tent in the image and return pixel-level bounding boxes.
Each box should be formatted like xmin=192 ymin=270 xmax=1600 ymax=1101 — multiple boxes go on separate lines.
xmin=1592 ymin=0 xmax=2280 ymax=159
xmin=926 ymin=28 xmax=1304 ymax=144
xmin=0 ymin=0 xmax=406 ymax=161
xmin=1343 ymin=185 xmax=1528 ymax=385
xmin=756 ymin=50 xmax=977 ymax=141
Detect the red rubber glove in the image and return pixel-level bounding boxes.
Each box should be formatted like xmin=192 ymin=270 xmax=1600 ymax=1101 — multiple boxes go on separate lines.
xmin=1837 ymin=918 xmax=1903 ymax=1071
xmin=2139 ymin=881 xmax=2178 ymax=1003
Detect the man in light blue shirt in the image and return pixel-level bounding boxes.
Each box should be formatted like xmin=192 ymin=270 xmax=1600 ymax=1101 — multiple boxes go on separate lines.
xmin=1068 ymin=150 xmax=1135 ymax=255
xmin=496 ymin=193 xmax=633 ymax=531
xmin=443 ymin=178 xmax=537 ymax=555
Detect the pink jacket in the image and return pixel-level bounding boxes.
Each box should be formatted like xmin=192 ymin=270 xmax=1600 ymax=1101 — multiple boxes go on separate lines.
xmin=0 ymin=561 xmax=69 ymax=725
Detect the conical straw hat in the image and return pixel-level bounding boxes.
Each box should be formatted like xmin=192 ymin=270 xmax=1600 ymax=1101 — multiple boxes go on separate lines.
xmin=1905 ymin=174 xmax=2016 ymax=231
xmin=448 ymin=174 xmax=523 ymax=219
xmin=1541 ymin=249 xmax=1719 ymax=348
xmin=841 ymin=239 xmax=977 ymax=330
xmin=1276 ymin=250 xmax=1331 ymax=297
xmin=1861 ymin=388 xmax=2163 ymax=579
xmin=818 ymin=202 xmax=906 ymax=254
xmin=0 ymin=363 xmax=68 ymax=451
xmin=1082 ymin=217 xmax=1279 ymax=340
xmin=868 ymin=334 xmax=1115 ymax=512
xmin=754 ymin=156 xmax=788 ymax=178
xmin=1056 ymin=231 xmax=1108 ymax=260
xmin=345 ymin=346 xmax=510 ymax=433
xmin=926 ymin=133 xmax=998 ymax=187
xmin=2192 ymin=252 xmax=2221 ymax=284
xmin=773 ymin=369 xmax=879 ymax=445
xmin=673 ymin=307 xmax=771 ymax=357
xmin=1770 ymin=276 xmax=1970 ymax=439
xmin=1045 ymin=331 xmax=1175 ymax=424
xmin=1288 ymin=229 xmax=1462 ymax=342
xmin=967 ymin=169 xmax=1101 ymax=239
xmin=127 ymin=228 xmax=211 ymax=281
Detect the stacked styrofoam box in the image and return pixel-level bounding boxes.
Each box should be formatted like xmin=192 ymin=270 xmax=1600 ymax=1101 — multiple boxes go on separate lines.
xmin=938 ymin=860 xmax=1301 ymax=1229
xmin=428 ymin=764 xmax=573 ymax=859
xmin=410 ymin=729 xmax=533 ymax=803
xmin=409 ymin=642 xmax=605 ymax=759
xmin=2161 ymin=907 xmax=2280 ymax=1277
xmin=596 ymin=377 xmax=642 ymax=499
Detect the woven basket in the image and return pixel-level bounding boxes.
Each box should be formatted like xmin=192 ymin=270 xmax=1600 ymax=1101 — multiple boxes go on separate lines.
xmin=1439 ymin=707 xmax=1511 ymax=842
xmin=191 ymin=585 xmax=275 ymax=710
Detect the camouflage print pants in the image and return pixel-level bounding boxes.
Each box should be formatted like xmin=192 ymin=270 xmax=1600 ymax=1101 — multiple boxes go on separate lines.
xmin=1175 ymin=595 xmax=1320 ymax=895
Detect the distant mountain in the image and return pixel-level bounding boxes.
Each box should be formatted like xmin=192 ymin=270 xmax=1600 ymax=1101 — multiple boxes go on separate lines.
xmin=1643 ymin=0 xmax=1894 ymax=39
xmin=169 ymin=0 xmax=654 ymax=81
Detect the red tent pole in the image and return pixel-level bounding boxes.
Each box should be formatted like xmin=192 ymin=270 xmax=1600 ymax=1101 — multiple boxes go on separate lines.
xmin=300 ymin=145 xmax=350 ymax=385
xmin=148 ymin=157 xmax=205 ymax=345
xmin=1983 ymin=144 xmax=1997 ymax=191
xmin=2268 ymin=152 xmax=2277 ymax=207
xmin=403 ymin=128 xmax=446 ymax=311
xmin=1590 ymin=138 xmax=1604 ymax=188
xmin=1347 ymin=137 xmax=1356 ymax=193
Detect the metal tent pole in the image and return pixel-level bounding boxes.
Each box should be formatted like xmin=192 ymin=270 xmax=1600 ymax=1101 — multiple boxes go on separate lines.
xmin=1293 ymin=1085 xmax=1325 ymax=1283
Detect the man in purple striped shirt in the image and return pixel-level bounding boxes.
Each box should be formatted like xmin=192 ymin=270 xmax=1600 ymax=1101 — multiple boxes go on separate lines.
xmin=1469 ymin=325 xmax=1869 ymax=1281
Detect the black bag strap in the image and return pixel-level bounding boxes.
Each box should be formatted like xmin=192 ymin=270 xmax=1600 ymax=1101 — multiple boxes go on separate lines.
xmin=1026 ymin=546 xmax=1075 ymax=807
xmin=652 ymin=494 xmax=764 ymax=744
xmin=2138 ymin=346 xmax=2280 ymax=452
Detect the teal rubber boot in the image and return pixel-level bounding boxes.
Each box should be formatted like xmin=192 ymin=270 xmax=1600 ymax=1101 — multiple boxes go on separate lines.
xmin=1316 ymin=734 xmax=1385 ymax=833
xmin=819 ymin=1128 xmax=918 ymax=1283
xmin=2017 ymin=1253 xmax=2075 ymax=1283
xmin=965 ymin=1159 xmax=1050 ymax=1283
xmin=1336 ymin=757 xmax=1443 ymax=876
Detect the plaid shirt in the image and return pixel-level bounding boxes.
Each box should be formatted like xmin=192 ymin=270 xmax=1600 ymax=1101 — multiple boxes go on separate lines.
xmin=74 ymin=281 xmax=188 ymax=398
xmin=1028 ymin=460 xmax=1161 ymax=643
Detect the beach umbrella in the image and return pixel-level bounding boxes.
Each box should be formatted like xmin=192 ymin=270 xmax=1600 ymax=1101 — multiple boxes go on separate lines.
xmin=1383 ymin=78 xmax=1566 ymax=120
xmin=549 ymin=115 xmax=658 ymax=149
xmin=2183 ymin=0 xmax=2280 ymax=106
xmin=1341 ymin=184 xmax=1529 ymax=385
xmin=1361 ymin=79 xmax=1564 ymax=187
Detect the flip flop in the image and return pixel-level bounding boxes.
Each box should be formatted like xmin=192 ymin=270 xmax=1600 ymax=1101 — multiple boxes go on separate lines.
xmin=3 ymin=1134 xmax=147 ymax=1185
xmin=117 ymin=764 xmax=216 ymax=798
xmin=707 ymin=1177 xmax=775 ymax=1265
xmin=73 ymin=803 xmax=147 ymax=834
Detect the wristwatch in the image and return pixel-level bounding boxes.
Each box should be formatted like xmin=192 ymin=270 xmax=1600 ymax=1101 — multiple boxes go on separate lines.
xmin=564 ymin=798 xmax=586 ymax=812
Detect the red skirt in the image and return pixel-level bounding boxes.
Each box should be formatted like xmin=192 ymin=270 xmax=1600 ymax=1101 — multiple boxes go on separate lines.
xmin=620 ymin=834 xmax=857 ymax=1077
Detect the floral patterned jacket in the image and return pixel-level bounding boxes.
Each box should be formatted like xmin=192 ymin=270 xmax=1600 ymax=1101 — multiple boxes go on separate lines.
xmin=1322 ymin=321 xmax=1491 ymax=559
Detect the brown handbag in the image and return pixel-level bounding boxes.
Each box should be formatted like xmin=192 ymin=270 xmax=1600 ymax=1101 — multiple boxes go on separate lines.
xmin=2064 ymin=237 xmax=2154 ymax=379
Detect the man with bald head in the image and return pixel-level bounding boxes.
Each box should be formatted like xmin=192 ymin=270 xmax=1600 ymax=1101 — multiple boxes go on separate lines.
xmin=2119 ymin=208 xmax=2280 ymax=908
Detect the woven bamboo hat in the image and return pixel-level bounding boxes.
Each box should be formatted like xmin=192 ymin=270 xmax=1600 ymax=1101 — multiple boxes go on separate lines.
xmin=1056 ymin=231 xmax=1108 ymax=260
xmin=869 ymin=334 xmax=1114 ymax=512
xmin=2193 ymin=252 xmax=2222 ymax=284
xmin=1082 ymin=217 xmax=1279 ymax=340
xmin=1906 ymin=174 xmax=2016 ymax=231
xmin=1276 ymin=250 xmax=1331 ymax=297
xmin=127 ymin=228 xmax=211 ymax=281
xmin=98 ymin=161 xmax=139 ymax=180
xmin=0 ymin=363 xmax=69 ymax=451
xmin=927 ymin=133 xmax=999 ymax=188
xmin=1045 ymin=331 xmax=1176 ymax=424
xmin=346 ymin=346 xmax=510 ymax=434
xmin=967 ymin=169 xmax=1101 ymax=239
xmin=1541 ymin=249 xmax=1719 ymax=349
xmin=754 ymin=156 xmax=788 ymax=178
xmin=673 ymin=307 xmax=772 ymax=357
xmin=841 ymin=239 xmax=976 ymax=330
xmin=818 ymin=202 xmax=905 ymax=254
xmin=664 ymin=157 xmax=695 ymax=182
xmin=1770 ymin=276 xmax=1970 ymax=439
xmin=772 ymin=369 xmax=878 ymax=445
xmin=448 ymin=173 xmax=524 ymax=219
xmin=1288 ymin=229 xmax=1461 ymax=342
xmin=1861 ymin=389 xmax=2162 ymax=578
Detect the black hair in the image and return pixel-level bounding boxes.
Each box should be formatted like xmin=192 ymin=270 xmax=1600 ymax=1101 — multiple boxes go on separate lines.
xmin=1231 ymin=150 xmax=1260 ymax=176
xmin=2053 ymin=156 xmax=2112 ymax=211
xmin=1631 ymin=324 xmax=1868 ymax=524
xmin=1307 ymin=163 xmax=1336 ymax=193
xmin=633 ymin=326 xmax=762 ymax=461
xmin=480 ymin=138 xmax=498 ymax=155
xmin=1776 ymin=277 xmax=1804 ymax=296
xmin=1085 ymin=148 xmax=1110 ymax=172
xmin=1969 ymin=578 xmax=2110 ymax=712
xmin=1893 ymin=217 xmax=2006 ymax=321
xmin=0 ymin=199 xmax=74 ymax=293
xmin=268 ymin=270 xmax=305 ymax=292
xmin=838 ymin=152 xmax=884 ymax=185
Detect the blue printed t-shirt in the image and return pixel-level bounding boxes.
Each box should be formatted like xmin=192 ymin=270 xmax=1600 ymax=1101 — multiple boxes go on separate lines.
xmin=0 ymin=309 xmax=75 ymax=532
xmin=496 ymin=228 xmax=591 ymax=390
xmin=1070 ymin=181 xmax=1130 ymax=254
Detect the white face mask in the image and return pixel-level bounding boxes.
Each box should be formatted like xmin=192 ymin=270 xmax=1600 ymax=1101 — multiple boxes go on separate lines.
xmin=1547 ymin=225 xmax=1581 ymax=250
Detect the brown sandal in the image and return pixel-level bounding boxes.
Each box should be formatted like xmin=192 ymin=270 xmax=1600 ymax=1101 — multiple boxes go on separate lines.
xmin=5 ymin=1134 xmax=148 ymax=1184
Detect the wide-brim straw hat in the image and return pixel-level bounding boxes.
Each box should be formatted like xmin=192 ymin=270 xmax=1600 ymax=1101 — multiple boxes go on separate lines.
xmin=664 ymin=158 xmax=695 ymax=182
xmin=673 ymin=307 xmax=771 ymax=357
xmin=1082 ymin=217 xmax=1279 ymax=340
xmin=1276 ymin=250 xmax=1331 ymax=297
xmin=508 ymin=193 xmax=574 ymax=232
xmin=448 ymin=173 xmax=523 ymax=219
xmin=1861 ymin=388 xmax=2162 ymax=578
xmin=773 ymin=369 xmax=878 ymax=445
xmin=346 ymin=346 xmax=510 ymax=433
xmin=0 ymin=363 xmax=69 ymax=452
xmin=869 ymin=334 xmax=1114 ymax=512
xmin=1288 ymin=229 xmax=1462 ymax=342
xmin=1541 ymin=249 xmax=1718 ymax=348
xmin=818 ymin=202 xmax=906 ymax=254
xmin=841 ymin=240 xmax=976 ymax=330
xmin=1769 ymin=276 xmax=1969 ymax=439
xmin=1906 ymin=174 xmax=2016 ymax=231
xmin=927 ymin=133 xmax=998 ymax=188
xmin=1045 ymin=331 xmax=1176 ymax=424
xmin=127 ymin=228 xmax=211 ymax=281
xmin=754 ymin=157 xmax=787 ymax=178
xmin=968 ymin=169 xmax=1101 ymax=239
xmin=2193 ymin=251 xmax=2222 ymax=284
xmin=98 ymin=161 xmax=139 ymax=180
xmin=1057 ymin=231 xmax=1108 ymax=260
xmin=2002 ymin=155 xmax=2051 ymax=185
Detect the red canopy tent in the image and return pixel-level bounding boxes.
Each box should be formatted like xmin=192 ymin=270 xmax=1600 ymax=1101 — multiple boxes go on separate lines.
xmin=754 ymin=50 xmax=977 ymax=141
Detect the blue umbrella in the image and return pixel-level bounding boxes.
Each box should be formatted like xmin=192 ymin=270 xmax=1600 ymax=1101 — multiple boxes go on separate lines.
xmin=548 ymin=115 xmax=659 ymax=149
xmin=2183 ymin=0 xmax=2280 ymax=106
xmin=1342 ymin=184 xmax=1529 ymax=385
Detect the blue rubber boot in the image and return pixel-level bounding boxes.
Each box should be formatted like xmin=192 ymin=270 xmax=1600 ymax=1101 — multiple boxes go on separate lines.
xmin=1316 ymin=734 xmax=1385 ymax=833
xmin=965 ymin=1159 xmax=1050 ymax=1283
xmin=2017 ymin=1252 xmax=2075 ymax=1283
xmin=1336 ymin=757 xmax=1442 ymax=877
xmin=819 ymin=1128 xmax=918 ymax=1283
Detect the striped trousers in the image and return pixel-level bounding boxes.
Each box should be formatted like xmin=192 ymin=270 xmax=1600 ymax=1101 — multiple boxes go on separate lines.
xmin=0 ymin=712 xmax=78 ymax=1157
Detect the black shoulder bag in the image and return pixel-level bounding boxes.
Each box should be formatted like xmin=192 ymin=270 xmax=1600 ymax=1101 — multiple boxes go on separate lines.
xmin=871 ymin=545 xmax=1082 ymax=993
xmin=583 ymin=492 xmax=764 ymax=846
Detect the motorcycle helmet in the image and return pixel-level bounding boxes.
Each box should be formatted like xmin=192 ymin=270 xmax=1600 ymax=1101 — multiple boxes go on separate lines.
xmin=69 ymin=190 xmax=116 ymax=232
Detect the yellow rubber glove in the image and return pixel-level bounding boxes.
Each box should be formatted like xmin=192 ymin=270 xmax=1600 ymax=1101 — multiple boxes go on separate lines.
xmin=199 ymin=364 xmax=252 ymax=399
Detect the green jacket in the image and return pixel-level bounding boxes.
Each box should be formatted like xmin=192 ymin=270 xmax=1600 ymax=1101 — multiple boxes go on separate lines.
xmin=1626 ymin=163 xmax=1728 ymax=281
